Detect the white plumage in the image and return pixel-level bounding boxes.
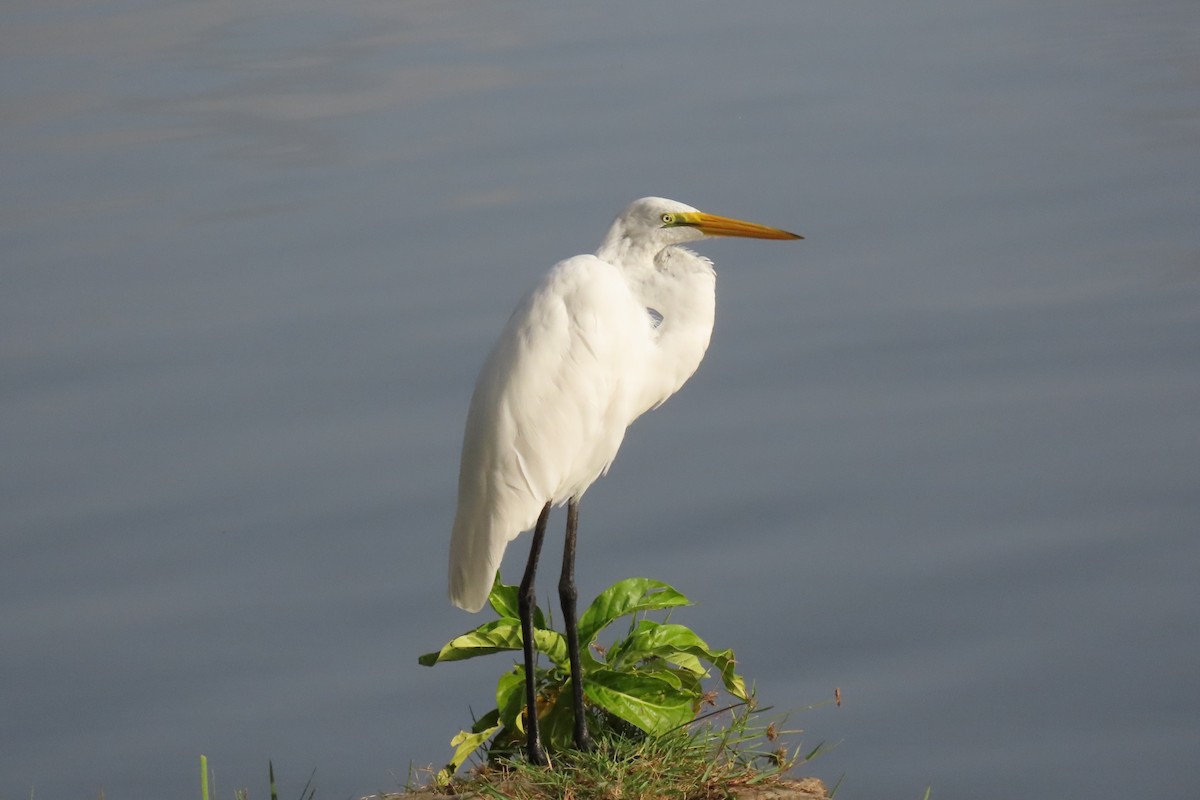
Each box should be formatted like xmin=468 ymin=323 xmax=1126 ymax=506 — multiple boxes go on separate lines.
xmin=448 ymin=197 xmax=801 ymax=612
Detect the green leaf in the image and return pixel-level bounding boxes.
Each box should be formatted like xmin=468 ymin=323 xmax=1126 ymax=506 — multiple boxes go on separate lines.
xmin=436 ymin=713 xmax=502 ymax=785
xmin=626 ymin=620 xmax=709 ymax=653
xmin=610 ymin=622 xmax=700 ymax=671
xmin=640 ymin=623 xmax=748 ymax=701
xmin=496 ymin=667 xmax=526 ymax=732
xmin=419 ymin=620 xmax=571 ymax=667
xmin=418 ymin=619 xmax=524 ymax=665
xmin=632 ymin=661 xmax=684 ymax=690
xmin=674 ymin=643 xmax=745 ymax=700
xmin=539 ymin=683 xmax=579 ymax=750
xmin=717 ymin=656 xmax=748 ymax=700
xmin=609 ymin=620 xmax=704 ymax=672
xmin=583 ymin=668 xmax=695 ymax=734
xmin=658 ymin=650 xmax=707 ymax=675
xmin=487 ymin=580 xmax=547 ymax=629
xmin=578 ymin=578 xmax=691 ymax=645
xmin=607 ymin=620 xmax=748 ymax=701
xmin=488 ymin=581 xmax=521 ymax=619
xmin=532 ymin=627 xmax=571 ymax=667
xmin=470 ymin=707 xmax=502 ymax=734
xmin=670 ymin=665 xmax=703 ymax=698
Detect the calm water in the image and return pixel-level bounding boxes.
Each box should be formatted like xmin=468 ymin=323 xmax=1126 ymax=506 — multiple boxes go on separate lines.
xmin=3 ymin=1 xmax=1199 ymax=798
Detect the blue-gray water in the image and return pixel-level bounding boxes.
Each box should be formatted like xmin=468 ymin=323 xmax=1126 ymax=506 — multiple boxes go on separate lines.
xmin=3 ymin=1 xmax=1198 ymax=798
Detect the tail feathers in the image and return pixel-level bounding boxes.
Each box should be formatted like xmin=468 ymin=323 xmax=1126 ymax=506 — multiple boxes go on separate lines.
xmin=448 ymin=556 xmax=495 ymax=613
xmin=448 ymin=513 xmax=509 ymax=613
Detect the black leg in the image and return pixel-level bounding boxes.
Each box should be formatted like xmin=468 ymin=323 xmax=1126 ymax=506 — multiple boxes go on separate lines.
xmin=559 ymin=498 xmax=594 ymax=751
xmin=519 ymin=502 xmax=551 ymax=766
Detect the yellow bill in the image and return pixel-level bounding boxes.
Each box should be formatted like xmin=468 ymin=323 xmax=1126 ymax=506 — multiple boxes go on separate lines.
xmin=677 ymin=211 xmax=803 ymax=240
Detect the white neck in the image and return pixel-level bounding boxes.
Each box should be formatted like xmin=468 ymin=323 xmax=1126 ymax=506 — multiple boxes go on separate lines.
xmin=627 ymin=246 xmax=717 ymax=413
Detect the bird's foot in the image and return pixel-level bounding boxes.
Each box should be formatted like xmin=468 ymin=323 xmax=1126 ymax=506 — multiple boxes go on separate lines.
xmin=526 ymin=735 xmax=548 ymax=767
xmin=574 ymin=727 xmax=595 ymax=753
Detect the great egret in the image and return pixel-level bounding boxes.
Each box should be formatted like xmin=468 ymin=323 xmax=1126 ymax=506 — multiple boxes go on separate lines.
xmin=449 ymin=196 xmax=802 ymax=764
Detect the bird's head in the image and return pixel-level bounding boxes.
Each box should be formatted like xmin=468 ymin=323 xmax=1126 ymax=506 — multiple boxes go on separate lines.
xmin=598 ymin=197 xmax=802 ymax=263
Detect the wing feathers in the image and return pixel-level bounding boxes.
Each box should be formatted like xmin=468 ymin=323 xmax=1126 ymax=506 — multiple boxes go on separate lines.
xmin=449 ymin=255 xmax=648 ymax=610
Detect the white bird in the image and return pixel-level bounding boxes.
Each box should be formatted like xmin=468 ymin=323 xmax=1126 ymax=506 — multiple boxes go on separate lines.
xmin=448 ymin=196 xmax=802 ymax=763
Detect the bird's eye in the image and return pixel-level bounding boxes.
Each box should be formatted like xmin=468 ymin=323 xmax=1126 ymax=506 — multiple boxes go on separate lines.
xmin=660 ymin=213 xmax=675 ymax=225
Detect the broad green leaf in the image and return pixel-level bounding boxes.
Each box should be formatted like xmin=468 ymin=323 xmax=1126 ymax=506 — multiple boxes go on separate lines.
xmin=607 ymin=620 xmax=748 ymax=701
xmin=671 ymin=665 xmax=703 ymax=698
xmin=580 ymin=641 xmax=606 ymax=672
xmin=578 ymin=578 xmax=690 ymax=645
xmin=583 ymin=668 xmax=694 ymax=734
xmin=418 ymin=619 xmax=523 ymax=665
xmin=539 ymin=683 xmax=578 ymax=750
xmin=715 ymin=653 xmax=748 ymax=700
xmin=436 ymin=716 xmax=502 ymax=784
xmin=532 ymin=627 xmax=571 ymax=667
xmin=496 ymin=667 xmax=526 ymax=732
xmin=659 ymin=650 xmax=706 ymax=675
xmin=632 ymin=661 xmax=684 ymax=690
xmin=419 ymin=620 xmax=570 ymax=667
xmin=488 ymin=581 xmax=521 ymax=619
xmin=609 ymin=620 xmax=707 ymax=673
xmin=487 ymin=580 xmax=547 ymax=629
xmin=607 ymin=622 xmax=707 ymax=682
xmin=627 ymin=621 xmax=747 ymax=700
xmin=671 ymin=643 xmax=745 ymax=700
xmin=627 ymin=620 xmax=710 ymax=653
xmin=470 ymin=707 xmax=501 ymax=734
